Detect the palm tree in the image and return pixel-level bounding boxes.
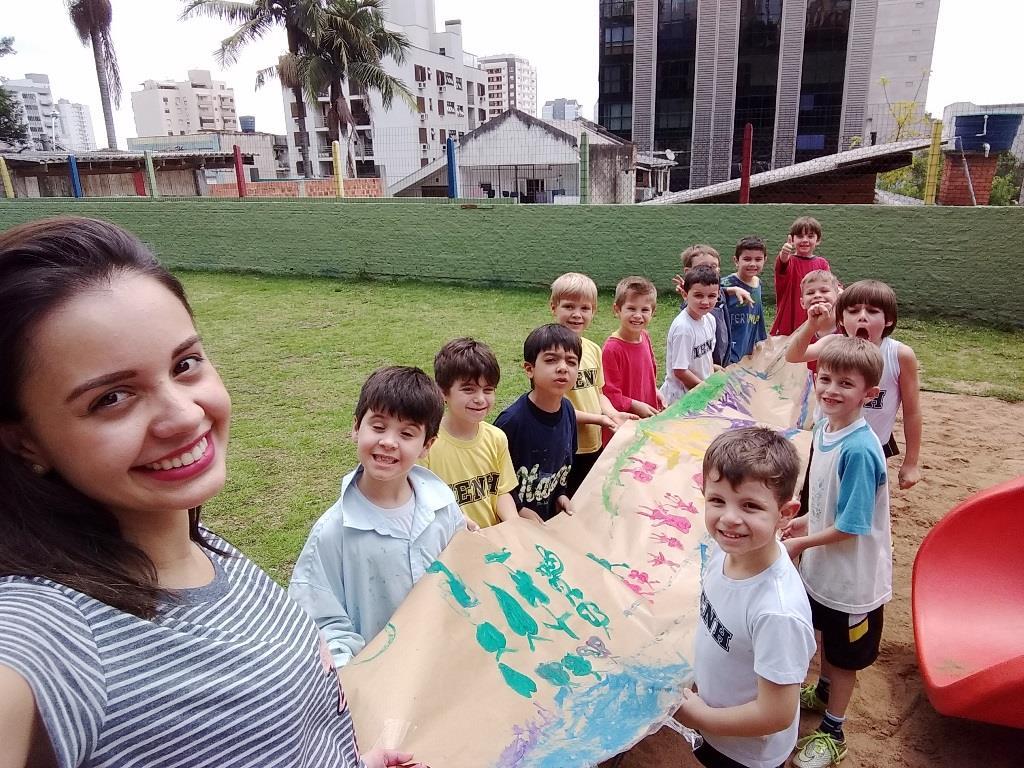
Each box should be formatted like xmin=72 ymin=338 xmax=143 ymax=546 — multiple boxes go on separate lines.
xmin=181 ymin=0 xmax=326 ymax=177
xmin=298 ymin=0 xmax=414 ymax=178
xmin=67 ymin=1 xmax=121 ymax=149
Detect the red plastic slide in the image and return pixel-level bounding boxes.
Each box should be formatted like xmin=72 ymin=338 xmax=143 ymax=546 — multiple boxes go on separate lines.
xmin=912 ymin=476 xmax=1024 ymax=729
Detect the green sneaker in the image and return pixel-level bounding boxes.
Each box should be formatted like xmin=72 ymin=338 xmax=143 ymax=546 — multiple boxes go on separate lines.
xmin=799 ymin=683 xmax=828 ymax=714
xmin=791 ymin=730 xmax=848 ymax=768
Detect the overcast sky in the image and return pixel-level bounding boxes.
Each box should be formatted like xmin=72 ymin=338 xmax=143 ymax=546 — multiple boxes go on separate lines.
xmin=4 ymin=0 xmax=1020 ymax=149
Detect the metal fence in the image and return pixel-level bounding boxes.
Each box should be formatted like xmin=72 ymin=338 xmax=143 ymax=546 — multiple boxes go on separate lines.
xmin=2 ymin=104 xmax=1021 ymax=206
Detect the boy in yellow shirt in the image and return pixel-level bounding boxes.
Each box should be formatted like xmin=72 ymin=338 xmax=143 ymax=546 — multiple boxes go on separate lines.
xmin=549 ymin=273 xmax=636 ymax=496
xmin=421 ymin=337 xmax=541 ymax=526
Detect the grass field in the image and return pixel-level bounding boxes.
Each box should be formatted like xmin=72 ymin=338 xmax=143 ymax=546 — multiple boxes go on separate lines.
xmin=181 ymin=272 xmax=1024 ymax=579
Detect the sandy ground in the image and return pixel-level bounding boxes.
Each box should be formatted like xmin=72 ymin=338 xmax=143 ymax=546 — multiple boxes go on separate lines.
xmin=606 ymin=391 xmax=1024 ymax=768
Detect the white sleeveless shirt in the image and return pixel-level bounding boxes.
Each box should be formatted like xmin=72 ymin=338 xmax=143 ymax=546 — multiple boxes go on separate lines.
xmin=862 ymin=337 xmax=902 ymax=442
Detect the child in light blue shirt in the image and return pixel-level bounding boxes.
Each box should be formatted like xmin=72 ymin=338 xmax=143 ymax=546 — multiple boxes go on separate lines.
xmin=289 ymin=366 xmax=465 ymax=668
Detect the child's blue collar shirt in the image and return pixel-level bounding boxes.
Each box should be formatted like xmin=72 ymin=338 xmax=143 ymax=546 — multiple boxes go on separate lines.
xmin=338 ymin=464 xmax=455 ymax=540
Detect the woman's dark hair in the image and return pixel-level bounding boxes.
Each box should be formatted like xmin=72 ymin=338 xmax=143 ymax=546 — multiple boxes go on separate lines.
xmin=0 ymin=217 xmax=225 ymax=618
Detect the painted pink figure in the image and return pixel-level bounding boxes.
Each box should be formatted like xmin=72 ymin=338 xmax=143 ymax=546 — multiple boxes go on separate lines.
xmin=648 ymin=552 xmax=680 ymax=569
xmin=650 ymin=532 xmax=685 ymax=550
xmin=692 ymin=472 xmax=703 ymax=490
xmin=663 ymin=493 xmax=699 ymax=515
xmin=620 ymin=456 xmax=658 ymax=483
xmin=637 ymin=504 xmax=692 ymax=534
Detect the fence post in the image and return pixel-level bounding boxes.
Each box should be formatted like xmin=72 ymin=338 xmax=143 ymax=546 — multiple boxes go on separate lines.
xmin=579 ymin=131 xmax=590 ymax=205
xmin=0 ymin=156 xmax=14 ymax=199
xmin=739 ymin=123 xmax=753 ymax=204
xmin=233 ymin=144 xmax=247 ymax=198
xmin=144 ymin=151 xmax=159 ymax=198
xmin=332 ymin=140 xmax=345 ymax=197
xmin=67 ymin=154 xmax=83 ymax=198
xmin=446 ymin=137 xmax=458 ymax=199
xmin=923 ymin=119 xmax=943 ymax=205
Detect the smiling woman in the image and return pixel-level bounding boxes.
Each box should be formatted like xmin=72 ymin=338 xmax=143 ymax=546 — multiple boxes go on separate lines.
xmin=0 ymin=218 xmax=421 ymax=768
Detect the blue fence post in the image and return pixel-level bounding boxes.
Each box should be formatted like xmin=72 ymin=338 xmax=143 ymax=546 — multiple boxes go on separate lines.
xmin=446 ymin=137 xmax=458 ymax=199
xmin=67 ymin=154 xmax=83 ymax=198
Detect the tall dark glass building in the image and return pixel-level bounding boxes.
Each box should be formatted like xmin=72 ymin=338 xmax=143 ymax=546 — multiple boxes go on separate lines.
xmin=598 ymin=0 xmax=940 ymax=190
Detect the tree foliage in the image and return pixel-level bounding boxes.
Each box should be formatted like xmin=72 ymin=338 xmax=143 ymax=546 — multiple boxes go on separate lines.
xmin=989 ymin=152 xmax=1023 ymax=206
xmin=0 ymin=36 xmax=29 ymax=147
xmin=0 ymin=86 xmax=29 ymax=146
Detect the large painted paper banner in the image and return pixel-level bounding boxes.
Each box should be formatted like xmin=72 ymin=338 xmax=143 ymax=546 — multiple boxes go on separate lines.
xmin=341 ymin=339 xmax=814 ymax=766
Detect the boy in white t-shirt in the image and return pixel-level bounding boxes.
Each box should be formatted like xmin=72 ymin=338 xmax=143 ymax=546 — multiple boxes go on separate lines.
xmin=782 ymin=338 xmax=891 ymax=768
xmin=675 ymin=427 xmax=816 ymax=768
xmin=661 ymin=265 xmax=721 ymax=406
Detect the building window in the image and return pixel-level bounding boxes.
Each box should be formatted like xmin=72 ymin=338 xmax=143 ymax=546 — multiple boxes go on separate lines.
xmin=602 ymin=102 xmax=632 ymax=131
xmin=796 ymin=134 xmax=825 ymax=151
xmin=600 ymin=0 xmax=634 ymax=17
xmin=414 ymin=64 xmax=427 ymax=81
xmin=439 ymin=47 xmax=446 ymax=56
xmin=603 ymin=25 xmax=634 ymax=55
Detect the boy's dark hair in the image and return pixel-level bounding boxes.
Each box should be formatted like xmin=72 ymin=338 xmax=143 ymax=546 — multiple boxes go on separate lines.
xmin=354 ymin=366 xmax=445 ymax=440
xmin=683 ymin=264 xmax=720 ymax=292
xmin=734 ymin=236 xmax=767 ymax=259
xmin=523 ymin=323 xmax=582 ymax=365
xmin=817 ymin=337 xmax=884 ymax=389
xmin=702 ymin=427 xmax=801 ymax=506
xmin=835 ymin=279 xmax=898 ymax=337
xmin=789 ymin=216 xmax=823 ymax=239
xmin=434 ymin=337 xmax=501 ymax=393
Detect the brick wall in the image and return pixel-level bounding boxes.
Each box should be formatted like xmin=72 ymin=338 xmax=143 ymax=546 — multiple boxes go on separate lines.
xmin=207 ymin=178 xmax=383 ymax=198
xmin=938 ymin=154 xmax=999 ymax=206
xmin=2 ymin=200 xmax=1021 ymax=328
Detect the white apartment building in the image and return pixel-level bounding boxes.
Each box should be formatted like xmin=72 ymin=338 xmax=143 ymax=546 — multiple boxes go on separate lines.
xmin=57 ymin=99 xmax=97 ymax=151
xmin=542 ymin=98 xmax=582 ymax=121
xmin=863 ymin=0 xmax=942 ymax=144
xmin=281 ymin=0 xmax=490 ymax=186
xmin=131 ymin=70 xmax=238 ymax=138
xmin=2 ymin=73 xmax=63 ymax=150
xmin=478 ymin=54 xmax=538 ymax=117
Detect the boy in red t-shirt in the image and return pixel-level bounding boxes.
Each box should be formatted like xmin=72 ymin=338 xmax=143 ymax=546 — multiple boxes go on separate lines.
xmin=770 ymin=216 xmax=831 ymax=337
xmin=601 ymin=276 xmax=663 ymax=444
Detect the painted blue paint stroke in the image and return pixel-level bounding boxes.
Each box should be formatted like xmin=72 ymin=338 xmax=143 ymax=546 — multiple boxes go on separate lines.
xmin=494 ymin=659 xmax=692 ymax=768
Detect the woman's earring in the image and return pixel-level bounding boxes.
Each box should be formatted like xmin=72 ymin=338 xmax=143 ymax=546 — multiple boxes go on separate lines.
xmin=30 ymin=463 xmax=47 ymax=476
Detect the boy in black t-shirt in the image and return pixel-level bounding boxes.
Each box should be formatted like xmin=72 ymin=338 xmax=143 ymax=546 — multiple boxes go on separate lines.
xmin=494 ymin=324 xmax=580 ymax=522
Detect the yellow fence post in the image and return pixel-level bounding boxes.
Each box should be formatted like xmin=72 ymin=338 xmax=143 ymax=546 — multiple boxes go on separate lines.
xmin=332 ymin=140 xmax=345 ymax=198
xmin=923 ymin=119 xmax=943 ymax=205
xmin=0 ymin=157 xmax=15 ymax=199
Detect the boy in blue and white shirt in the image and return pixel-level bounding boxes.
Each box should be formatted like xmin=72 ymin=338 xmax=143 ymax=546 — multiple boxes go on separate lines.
xmin=783 ymin=338 xmax=891 ymax=768
xmin=290 ymin=366 xmax=465 ymax=669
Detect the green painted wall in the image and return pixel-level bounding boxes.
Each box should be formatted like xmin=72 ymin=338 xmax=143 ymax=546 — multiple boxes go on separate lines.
xmin=2 ymin=200 xmax=1021 ymax=328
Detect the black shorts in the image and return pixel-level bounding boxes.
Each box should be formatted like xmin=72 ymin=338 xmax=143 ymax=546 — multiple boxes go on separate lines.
xmin=882 ymin=433 xmax=899 ymax=459
xmin=809 ymin=596 xmax=884 ymax=671
xmin=694 ymin=740 xmax=785 ymax=768
xmin=566 ymin=448 xmax=602 ymax=497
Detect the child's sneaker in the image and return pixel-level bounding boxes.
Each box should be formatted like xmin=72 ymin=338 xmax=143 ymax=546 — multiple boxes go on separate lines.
xmin=799 ymin=683 xmax=828 ymax=714
xmin=791 ymin=730 xmax=848 ymax=767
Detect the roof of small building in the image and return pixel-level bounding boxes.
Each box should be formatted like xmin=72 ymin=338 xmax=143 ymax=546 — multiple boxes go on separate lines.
xmin=388 ymin=110 xmax=633 ymax=196
xmin=644 ymin=137 xmax=942 ymax=204
xmin=0 ymin=149 xmax=251 ymax=171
